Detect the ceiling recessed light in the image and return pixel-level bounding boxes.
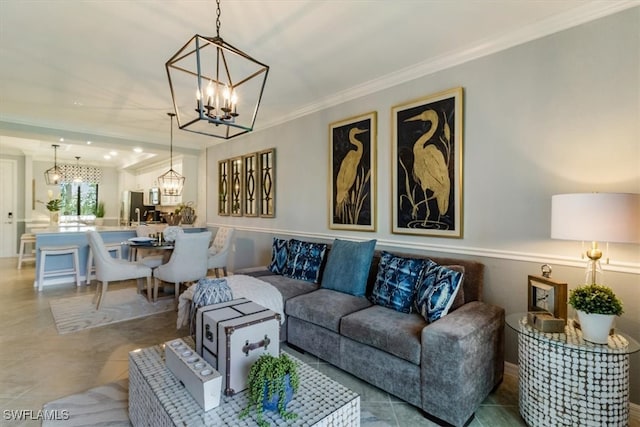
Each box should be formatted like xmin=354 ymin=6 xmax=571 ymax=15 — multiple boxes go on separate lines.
xmin=109 ymin=151 xmax=118 ymax=156
xmin=86 ymin=140 xmax=92 ymax=145
xmin=104 ymin=155 xmax=111 ymax=160
xmin=59 ymin=137 xmax=64 ymax=142
xmin=133 ymin=147 xmax=143 ymax=153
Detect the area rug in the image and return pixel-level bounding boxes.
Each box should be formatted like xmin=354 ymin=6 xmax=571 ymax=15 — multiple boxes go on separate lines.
xmin=49 ymin=288 xmax=174 ymax=335
xmin=42 ymin=380 xmax=390 ymax=426
xmin=42 ymin=380 xmax=130 ymax=426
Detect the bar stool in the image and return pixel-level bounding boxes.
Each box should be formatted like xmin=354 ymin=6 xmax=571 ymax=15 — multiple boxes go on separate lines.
xmin=86 ymin=242 xmax=122 ymax=285
xmin=17 ymin=233 xmax=36 ymax=269
xmin=38 ymin=245 xmax=81 ymax=291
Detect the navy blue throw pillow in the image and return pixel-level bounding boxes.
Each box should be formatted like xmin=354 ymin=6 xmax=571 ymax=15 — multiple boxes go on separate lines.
xmin=268 ymin=238 xmax=289 ymax=274
xmin=282 ymin=239 xmax=327 ymax=284
xmin=414 ymin=260 xmax=464 ymax=323
xmin=321 ymin=239 xmax=376 ymax=296
xmin=369 ymin=251 xmax=427 ymax=313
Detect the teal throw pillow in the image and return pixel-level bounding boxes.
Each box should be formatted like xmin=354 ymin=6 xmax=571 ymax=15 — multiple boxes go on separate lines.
xmin=282 ymin=239 xmax=328 ymax=283
xmin=414 ymin=260 xmax=464 ymax=323
xmin=369 ymin=251 xmax=428 ymax=313
xmin=321 ymin=239 xmax=377 ymax=296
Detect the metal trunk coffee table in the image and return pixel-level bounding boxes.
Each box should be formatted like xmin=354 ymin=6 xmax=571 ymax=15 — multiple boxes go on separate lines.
xmin=129 ymin=342 xmax=360 ymax=426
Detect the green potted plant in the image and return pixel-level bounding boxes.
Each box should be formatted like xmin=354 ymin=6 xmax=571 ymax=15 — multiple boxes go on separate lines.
xmin=45 ymin=198 xmax=62 ymax=224
xmin=95 ymin=201 xmax=105 ymax=225
xmin=569 ymin=283 xmax=623 ymax=344
xmin=239 ymin=353 xmax=299 ymax=427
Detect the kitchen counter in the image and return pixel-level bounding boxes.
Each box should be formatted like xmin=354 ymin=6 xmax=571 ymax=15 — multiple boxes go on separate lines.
xmin=32 ymin=225 xmax=207 ymax=289
xmin=32 ymin=225 xmax=137 ymax=234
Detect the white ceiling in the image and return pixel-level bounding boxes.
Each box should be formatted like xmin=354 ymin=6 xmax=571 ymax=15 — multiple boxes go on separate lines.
xmin=0 ymin=0 xmax=635 ymax=169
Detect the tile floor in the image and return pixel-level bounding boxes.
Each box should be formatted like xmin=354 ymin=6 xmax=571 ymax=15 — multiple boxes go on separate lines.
xmin=0 ymin=258 xmax=526 ymax=426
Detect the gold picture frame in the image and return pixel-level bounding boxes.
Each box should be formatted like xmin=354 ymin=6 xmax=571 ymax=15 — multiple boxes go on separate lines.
xmin=391 ymin=87 xmax=463 ymax=237
xmin=217 ymin=159 xmax=229 ymax=216
xmin=229 ymin=157 xmax=243 ymax=217
xmin=328 ymin=111 xmax=377 ymax=231
xmin=243 ymin=153 xmax=258 ymax=217
xmin=259 ymin=148 xmax=275 ymax=218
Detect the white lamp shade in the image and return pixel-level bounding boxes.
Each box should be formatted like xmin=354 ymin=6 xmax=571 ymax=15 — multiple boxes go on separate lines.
xmin=551 ymin=193 xmax=640 ymax=243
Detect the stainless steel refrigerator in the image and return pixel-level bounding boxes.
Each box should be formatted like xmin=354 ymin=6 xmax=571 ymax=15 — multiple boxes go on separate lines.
xmin=120 ymin=190 xmax=145 ymax=226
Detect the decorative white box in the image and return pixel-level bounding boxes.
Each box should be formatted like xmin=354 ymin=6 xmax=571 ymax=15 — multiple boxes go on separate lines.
xmin=164 ymin=338 xmax=222 ymax=411
xmin=195 ymin=298 xmax=280 ymax=395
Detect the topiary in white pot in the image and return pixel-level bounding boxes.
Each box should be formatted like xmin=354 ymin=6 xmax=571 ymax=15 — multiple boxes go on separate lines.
xmin=569 ymin=284 xmax=623 ymax=344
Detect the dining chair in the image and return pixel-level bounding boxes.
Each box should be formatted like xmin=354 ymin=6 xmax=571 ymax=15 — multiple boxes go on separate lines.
xmin=133 ymin=224 xmax=165 ymax=267
xmin=86 ymin=230 xmax=152 ymax=310
xmin=207 ymin=227 xmax=235 ymax=277
xmin=153 ymin=231 xmax=212 ymax=304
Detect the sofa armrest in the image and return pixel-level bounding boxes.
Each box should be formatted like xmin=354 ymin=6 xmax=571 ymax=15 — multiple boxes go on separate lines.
xmin=420 ymin=301 xmax=504 ymax=426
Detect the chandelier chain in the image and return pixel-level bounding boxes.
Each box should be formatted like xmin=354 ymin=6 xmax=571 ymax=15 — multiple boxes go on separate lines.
xmin=216 ymin=0 xmax=221 ymax=38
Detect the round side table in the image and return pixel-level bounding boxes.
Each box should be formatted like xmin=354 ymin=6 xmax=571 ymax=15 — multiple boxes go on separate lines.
xmin=506 ymin=313 xmax=639 ymax=427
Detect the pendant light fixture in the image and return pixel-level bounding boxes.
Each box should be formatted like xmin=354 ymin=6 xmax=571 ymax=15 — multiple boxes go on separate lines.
xmin=73 ymin=156 xmax=82 ymax=183
xmin=166 ymin=0 xmax=269 ymax=140
xmin=44 ymin=144 xmax=63 ymax=185
xmin=158 ymin=113 xmax=185 ymax=196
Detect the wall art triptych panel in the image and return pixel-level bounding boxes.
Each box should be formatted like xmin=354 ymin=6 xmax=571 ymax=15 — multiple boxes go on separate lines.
xmin=217 ymin=148 xmax=275 ymax=218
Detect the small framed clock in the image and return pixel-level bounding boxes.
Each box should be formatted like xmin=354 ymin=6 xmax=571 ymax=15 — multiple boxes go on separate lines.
xmin=527 ymin=274 xmax=568 ymax=320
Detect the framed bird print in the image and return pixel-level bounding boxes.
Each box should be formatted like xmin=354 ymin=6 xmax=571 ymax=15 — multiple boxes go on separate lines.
xmin=329 ymin=111 xmax=377 ymax=231
xmin=391 ymin=87 xmax=463 ymax=237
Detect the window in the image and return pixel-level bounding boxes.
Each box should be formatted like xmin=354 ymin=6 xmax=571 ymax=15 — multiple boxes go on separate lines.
xmin=59 ymin=182 xmax=99 ymax=219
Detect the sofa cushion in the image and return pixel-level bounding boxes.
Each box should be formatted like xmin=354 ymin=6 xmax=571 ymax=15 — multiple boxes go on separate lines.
xmin=369 ymin=251 xmax=427 ymax=313
xmin=268 ymin=237 xmax=289 ymax=274
xmin=286 ymin=288 xmax=371 ymax=333
xmin=282 ymin=239 xmax=328 ymax=284
xmin=256 ymin=274 xmax=319 ymax=302
xmin=340 ymin=305 xmax=426 ymax=365
xmin=321 ymin=238 xmax=376 ymax=296
xmin=414 ymin=260 xmax=464 ymax=323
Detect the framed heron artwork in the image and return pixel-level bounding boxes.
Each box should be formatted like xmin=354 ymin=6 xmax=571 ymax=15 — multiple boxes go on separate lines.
xmin=329 ymin=111 xmax=377 ymax=231
xmin=391 ymin=87 xmax=463 ymax=237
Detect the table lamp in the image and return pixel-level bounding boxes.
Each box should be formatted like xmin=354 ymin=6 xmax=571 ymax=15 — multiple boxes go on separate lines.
xmin=551 ymin=193 xmax=640 ymax=284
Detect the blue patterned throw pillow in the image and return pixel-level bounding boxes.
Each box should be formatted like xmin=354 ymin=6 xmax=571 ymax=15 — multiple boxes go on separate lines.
xmin=189 ymin=277 xmax=233 ymax=335
xmin=369 ymin=251 xmax=428 ymax=313
xmin=282 ymin=239 xmax=328 ymax=284
xmin=268 ymin=238 xmax=289 ymax=274
xmin=414 ymin=260 xmax=464 ymax=323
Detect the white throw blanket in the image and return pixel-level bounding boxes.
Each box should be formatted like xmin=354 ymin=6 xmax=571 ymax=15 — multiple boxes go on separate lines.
xmin=177 ymin=274 xmax=284 ymax=329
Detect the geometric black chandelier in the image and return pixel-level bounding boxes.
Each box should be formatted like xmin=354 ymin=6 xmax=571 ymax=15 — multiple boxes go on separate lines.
xmin=44 ymin=144 xmax=62 ymax=185
xmin=165 ymin=0 xmax=269 ymax=140
xmin=158 ymin=113 xmax=185 ymax=196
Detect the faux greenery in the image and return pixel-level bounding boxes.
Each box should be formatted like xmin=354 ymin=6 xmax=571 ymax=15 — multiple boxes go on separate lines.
xmin=239 ymin=353 xmax=299 ymax=427
xmin=569 ymin=284 xmax=623 ymax=316
xmin=95 ymin=201 xmax=105 ymax=218
xmin=46 ymin=199 xmax=62 ymax=212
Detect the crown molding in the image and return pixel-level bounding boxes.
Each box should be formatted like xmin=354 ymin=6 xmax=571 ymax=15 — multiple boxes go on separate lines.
xmin=260 ymin=2 xmax=639 ymax=131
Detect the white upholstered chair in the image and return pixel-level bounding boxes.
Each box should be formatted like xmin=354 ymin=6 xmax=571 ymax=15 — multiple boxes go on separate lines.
xmin=207 ymin=227 xmax=235 ymax=277
xmin=132 ymin=224 xmax=165 ymax=268
xmin=86 ymin=230 xmax=152 ymax=310
xmin=153 ymin=231 xmax=212 ymax=304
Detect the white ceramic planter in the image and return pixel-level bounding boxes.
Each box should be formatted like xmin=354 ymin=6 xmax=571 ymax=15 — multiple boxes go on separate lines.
xmin=576 ymin=310 xmax=614 ymax=344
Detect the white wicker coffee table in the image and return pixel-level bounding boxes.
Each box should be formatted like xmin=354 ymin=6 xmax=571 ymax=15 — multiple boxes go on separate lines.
xmin=129 ymin=341 xmax=360 ymax=426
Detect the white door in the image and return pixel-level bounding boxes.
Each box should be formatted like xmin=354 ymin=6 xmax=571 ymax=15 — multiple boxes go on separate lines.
xmin=0 ymin=159 xmax=17 ymax=257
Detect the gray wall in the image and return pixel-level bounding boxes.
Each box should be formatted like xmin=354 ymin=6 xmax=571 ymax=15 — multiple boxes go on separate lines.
xmin=206 ymin=9 xmax=640 ymax=402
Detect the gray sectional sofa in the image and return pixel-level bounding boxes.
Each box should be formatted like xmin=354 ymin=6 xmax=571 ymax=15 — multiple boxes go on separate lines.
xmin=238 ymin=245 xmax=504 ymax=427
